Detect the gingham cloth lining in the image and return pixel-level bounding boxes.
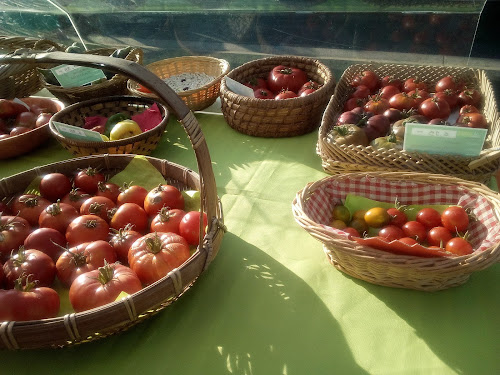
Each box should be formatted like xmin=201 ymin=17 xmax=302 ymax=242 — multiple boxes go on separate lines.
xmin=304 ymin=176 xmax=500 ymax=252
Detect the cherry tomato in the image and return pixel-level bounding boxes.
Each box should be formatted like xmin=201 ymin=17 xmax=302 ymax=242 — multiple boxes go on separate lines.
xmin=445 ymin=237 xmax=473 ymax=255
xmin=416 ymin=207 xmax=442 ymax=229
xmin=179 ymin=211 xmax=208 ymax=246
xmin=352 ymin=70 xmax=379 ymax=92
xmin=66 ymin=214 xmax=110 ymax=246
xmin=96 ymin=181 xmax=121 ymax=203
xmin=0 ymin=215 xmax=31 ymax=261
xmin=117 ymin=184 xmax=148 ymax=207
xmin=378 ymin=225 xmax=405 ymax=241
xmin=343 ymin=227 xmax=361 ymax=238
xmin=69 ymin=262 xmax=142 ymax=313
xmin=74 ymin=167 xmax=105 ymax=194
xmin=39 ymin=173 xmax=72 ymax=202
xmin=10 ymin=194 xmax=51 ymax=226
xmin=387 ymin=207 xmax=408 ymax=227
xmin=38 ymin=202 xmax=79 ymax=234
xmin=144 ymin=184 xmax=185 ymax=216
xmin=150 ymin=208 xmax=186 ymax=234
xmin=23 ymin=227 xmax=66 ymax=262
xmin=427 ymin=226 xmax=453 ymax=247
xmin=109 ymin=225 xmax=142 ymax=264
xmin=402 ymin=221 xmax=427 ymax=242
xmin=441 ymin=206 xmax=469 ymax=233
xmin=128 ymin=232 xmax=191 ymax=285
xmin=80 ymin=196 xmax=116 ymax=222
xmin=3 ymin=248 xmax=56 ymax=288
xmin=268 ymin=65 xmax=308 ymax=94
xmin=110 ymin=202 xmax=148 ymax=233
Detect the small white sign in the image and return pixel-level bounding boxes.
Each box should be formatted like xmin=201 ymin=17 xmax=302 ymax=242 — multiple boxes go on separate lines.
xmin=225 ymin=77 xmax=255 ymax=98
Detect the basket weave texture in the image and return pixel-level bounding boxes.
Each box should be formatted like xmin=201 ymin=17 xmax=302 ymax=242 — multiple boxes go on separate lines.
xmin=292 ymin=171 xmax=500 ymax=291
xmin=318 ymin=63 xmax=500 ymax=183
xmin=49 ymin=95 xmax=168 ymax=156
xmin=220 ymin=55 xmax=336 ymax=137
xmin=0 ymin=36 xmax=64 ymax=99
xmin=127 ymin=56 xmax=230 ymax=111
xmin=41 ymin=47 xmax=143 ymax=104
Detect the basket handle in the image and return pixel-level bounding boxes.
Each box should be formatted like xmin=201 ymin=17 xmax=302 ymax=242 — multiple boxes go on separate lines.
xmin=0 ymin=50 xmax=221 ymax=261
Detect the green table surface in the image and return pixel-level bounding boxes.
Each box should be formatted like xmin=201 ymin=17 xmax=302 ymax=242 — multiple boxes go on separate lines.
xmin=0 ymin=112 xmax=498 ymax=375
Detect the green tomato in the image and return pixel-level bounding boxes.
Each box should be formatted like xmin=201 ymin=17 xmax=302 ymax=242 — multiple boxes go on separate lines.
xmin=110 ymin=120 xmax=142 ymax=141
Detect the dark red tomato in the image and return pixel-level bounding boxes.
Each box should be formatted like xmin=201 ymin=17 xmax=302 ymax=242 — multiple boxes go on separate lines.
xmin=0 ymin=215 xmax=31 ymax=261
xmin=144 ymin=184 xmax=184 ymax=216
xmin=66 ymin=214 xmax=110 ymax=246
xmin=428 ymin=118 xmax=450 ymax=126
xmin=343 ymin=97 xmax=366 ymax=111
xmin=39 ymin=173 xmax=72 ymax=202
xmin=116 ymin=184 xmax=148 ymax=207
xmin=69 ymin=262 xmax=142 ymax=313
xmin=0 ymin=281 xmax=60 ymax=321
xmin=416 ymin=207 xmax=442 ymax=229
xmin=458 ymin=89 xmax=481 ymax=107
xmin=244 ymin=77 xmax=268 ymax=90
xmin=253 ymin=88 xmax=274 ymax=99
xmin=10 ymin=127 xmax=31 ymax=136
xmin=0 ymin=199 xmax=12 ymax=215
xmin=389 ymin=92 xmax=416 ymax=111
xmin=11 ymin=194 xmax=51 ymax=226
xmin=380 ymin=75 xmax=402 ymax=90
xmin=110 ymin=202 xmax=148 ymax=233
xmin=109 ymin=226 xmax=143 ymax=264
xmin=150 ymin=208 xmax=186 ymax=234
xmin=128 ymin=232 xmax=190 ymax=286
xmin=457 ymin=113 xmax=488 ymax=129
xmin=3 ymin=248 xmax=56 ymax=288
xmin=378 ymin=225 xmax=405 ymax=241
xmin=441 ymin=206 xmax=469 ymax=233
xmin=23 ymin=227 xmax=66 ymax=262
xmin=419 ymin=96 xmax=451 ymax=119
xmin=351 ymin=85 xmax=371 ymax=99
xmin=179 ymin=211 xmax=208 ymax=246
xmin=403 ymin=77 xmax=428 ymax=93
xmin=61 ymin=188 xmax=92 ymax=211
xmin=435 ymin=75 xmax=458 ymax=93
xmin=80 ymin=196 xmax=116 ymax=222
xmin=14 ymin=111 xmax=37 ymax=128
xmin=383 ymin=108 xmax=403 ymax=124
xmin=445 ymin=237 xmax=473 ymax=255
xmin=96 ymin=181 xmax=121 ymax=203
xmin=275 ymin=90 xmax=298 ymax=100
xmin=366 ymin=115 xmax=390 ymax=138
xmin=364 ymin=94 xmax=390 ymax=115
xmin=298 ymin=81 xmax=321 ymax=95
xmin=379 ymin=85 xmax=400 ymax=100
xmin=74 ymin=167 xmax=105 ymax=194
xmin=268 ymin=65 xmax=308 ymax=94
xmin=351 ymin=70 xmax=379 ymax=92
xmin=427 ymin=226 xmax=453 ymax=247
xmin=337 ymin=111 xmax=362 ymax=126
xmin=459 ymin=105 xmax=479 ymax=116
xmin=55 ymin=240 xmax=117 ymax=287
xmin=38 ymin=202 xmax=79 ymax=234
xmin=299 ymin=88 xmax=316 ymax=97
xmin=434 ymin=89 xmax=459 ymax=109
xmin=387 ymin=207 xmax=408 ymax=227
xmin=408 ymin=89 xmax=430 ymax=106
xmin=402 ymin=221 xmax=427 ymax=242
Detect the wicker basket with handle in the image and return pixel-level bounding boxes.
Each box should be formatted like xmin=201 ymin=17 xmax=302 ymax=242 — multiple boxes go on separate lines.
xmin=0 ymin=50 xmax=225 ymax=350
xmin=292 ymin=170 xmax=500 ymax=291
xmin=318 ymin=63 xmax=500 ymax=183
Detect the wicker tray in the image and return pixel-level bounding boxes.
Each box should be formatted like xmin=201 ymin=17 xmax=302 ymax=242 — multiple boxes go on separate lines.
xmin=49 ymin=95 xmax=169 ymax=156
xmin=127 ymin=56 xmax=230 ymax=111
xmin=219 ymin=55 xmax=336 ymax=137
xmin=40 ymin=47 xmax=143 ymax=104
xmin=0 ymin=51 xmax=224 ymax=350
xmin=318 ymin=63 xmax=500 ymax=183
xmin=0 ymin=36 xmax=64 ymax=99
xmin=292 ymin=171 xmax=500 ymax=291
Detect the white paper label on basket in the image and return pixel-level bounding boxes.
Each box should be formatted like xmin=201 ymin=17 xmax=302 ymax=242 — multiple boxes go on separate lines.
xmin=51 ymin=64 xmax=106 ymax=88
xmin=52 ymin=121 xmax=104 ymax=142
xmin=225 ymin=77 xmax=254 ymax=98
xmin=403 ymin=123 xmax=487 ymax=157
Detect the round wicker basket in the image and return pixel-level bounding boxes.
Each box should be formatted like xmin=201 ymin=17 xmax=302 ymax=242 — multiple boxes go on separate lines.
xmin=127 ymin=56 xmax=230 ymax=111
xmin=49 ymin=95 xmax=169 ymax=156
xmin=40 ymin=47 xmax=143 ymax=104
xmin=0 ymin=51 xmax=225 ymax=350
xmin=219 ymin=55 xmax=336 ymax=138
xmin=292 ymin=171 xmax=500 ymax=291
xmin=317 ymin=63 xmax=500 ymax=183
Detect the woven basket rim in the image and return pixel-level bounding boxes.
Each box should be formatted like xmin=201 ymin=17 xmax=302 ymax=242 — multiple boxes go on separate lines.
xmin=48 ymin=95 xmax=169 ymax=148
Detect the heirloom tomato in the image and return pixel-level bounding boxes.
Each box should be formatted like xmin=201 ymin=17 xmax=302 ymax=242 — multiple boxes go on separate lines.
xmin=39 ymin=173 xmax=72 ymax=202
xmin=379 ymin=85 xmax=400 ymax=100
xmin=435 ymin=75 xmax=458 ymax=92
xmin=74 ymin=167 xmax=105 ymax=194
xmin=275 ymin=90 xmax=298 ymax=100
xmin=96 ymin=181 xmax=121 ymax=203
xmin=179 ymin=211 xmax=208 ymax=246
xmin=117 ymin=184 xmax=148 ymax=207
xmin=24 ymin=227 xmax=66 ymax=261
xmin=150 ymin=208 xmax=186 ymax=234
xmin=128 ymin=232 xmax=190 ymax=285
xmin=0 ymin=215 xmax=31 ymax=261
xmin=458 ymin=89 xmax=481 ymax=107
xmin=298 ymin=80 xmax=321 ymax=96
xmin=364 ymin=94 xmax=390 ymax=115
xmin=419 ymin=96 xmax=451 ymax=119
xmin=459 ymin=105 xmax=479 ymax=116
xmin=109 ymin=225 xmax=142 ymax=263
xmin=69 ymin=262 xmax=142 ymax=312
xmin=110 ymin=203 xmax=148 ymax=233
xmin=11 ymin=194 xmax=51 ymax=226
xmin=403 ymin=77 xmax=428 ymax=93
xmin=268 ymin=65 xmax=308 ymax=94
xmin=380 ymin=75 xmax=402 ymax=90
xmin=66 ymin=214 xmax=109 ymax=246
xmin=389 ymin=92 xmax=416 ymax=111
xmin=351 ymin=85 xmax=371 ymax=99
xmin=80 ymin=196 xmax=116 ymax=222
xmin=38 ymin=202 xmax=79 ymax=234
xmin=3 ymin=248 xmax=56 ymax=288
xmin=457 ymin=112 xmax=488 ymax=129
xmin=434 ymin=89 xmax=459 ymax=109
xmin=408 ymin=88 xmax=430 ymax=107
xmin=351 ymin=70 xmax=379 ymax=92
xmin=61 ymin=188 xmax=91 ymax=211
xmin=144 ymin=184 xmax=185 ymax=216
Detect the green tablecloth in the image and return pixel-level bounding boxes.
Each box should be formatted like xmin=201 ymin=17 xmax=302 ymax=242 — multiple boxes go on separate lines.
xmin=0 ymin=112 xmax=498 ymax=375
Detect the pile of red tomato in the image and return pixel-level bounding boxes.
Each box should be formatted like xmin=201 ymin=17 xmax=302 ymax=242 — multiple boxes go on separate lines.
xmin=0 ymin=98 xmax=55 ymax=139
xmin=0 ymin=168 xmax=206 ymax=321
xmin=244 ymin=65 xmax=322 ymax=100
xmin=333 ymin=69 xmax=488 ymax=148
xmin=331 ymin=203 xmax=474 ymax=256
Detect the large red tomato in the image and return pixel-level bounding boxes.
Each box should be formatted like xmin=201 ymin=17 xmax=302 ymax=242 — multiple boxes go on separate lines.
xmin=116 ymin=184 xmax=148 ymax=207
xmin=128 ymin=232 xmax=190 ymax=286
xmin=144 ymin=184 xmax=185 ymax=216
xmin=56 ymin=240 xmax=117 ymax=287
xmin=61 ymin=188 xmax=92 ymax=211
xmin=3 ymin=248 xmax=56 ymax=288
xmin=179 ymin=211 xmax=208 ymax=246
xmin=66 ymin=214 xmax=110 ymax=246
xmin=419 ymin=96 xmax=451 ymax=119
xmin=110 ymin=203 xmax=148 ymax=233
xmin=0 ymin=215 xmax=31 ymax=261
xmin=39 ymin=173 xmax=72 ymax=202
xmin=267 ymin=65 xmax=308 ymax=94
xmin=38 ymin=202 xmax=79 ymax=234
xmin=441 ymin=206 xmax=469 ymax=233
xmin=150 ymin=208 xmax=186 ymax=234
xmin=69 ymin=262 xmax=142 ymax=312
xmin=23 ymin=227 xmax=66 ymax=261
xmin=96 ymin=181 xmax=121 ymax=203
xmin=74 ymin=168 xmax=105 ymax=194
xmin=11 ymin=194 xmax=51 ymax=226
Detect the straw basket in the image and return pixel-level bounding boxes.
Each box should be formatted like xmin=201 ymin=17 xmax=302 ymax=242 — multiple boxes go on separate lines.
xmin=318 ymin=63 xmax=500 ymax=183
xmin=41 ymin=47 xmax=143 ymax=104
xmin=0 ymin=36 xmax=64 ymax=99
xmin=127 ymin=56 xmax=230 ymax=111
xmin=219 ymin=55 xmax=336 ymax=137
xmin=292 ymin=171 xmax=500 ymax=291
xmin=0 ymin=51 xmax=224 ymax=350
xmin=49 ymin=95 xmax=169 ymax=156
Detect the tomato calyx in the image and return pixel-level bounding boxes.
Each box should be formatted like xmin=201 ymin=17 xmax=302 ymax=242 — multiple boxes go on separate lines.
xmin=156 ymin=206 xmax=176 ymax=223
xmin=79 ymin=166 xmax=101 ymax=177
xmin=82 ymin=218 xmax=100 ymax=229
xmin=46 ymin=201 xmax=63 ymax=216
xmin=17 ymin=195 xmax=41 ymax=208
xmin=87 ymin=202 xmax=106 ymax=216
xmin=0 ymin=213 xmax=26 ymax=231
xmin=144 ymin=232 xmax=164 ymax=254
xmin=10 ymin=246 xmax=28 ymax=267
xmin=95 ymin=261 xmax=116 ymax=285
xmin=13 ymin=273 xmax=37 ymax=292
xmin=276 ymin=67 xmax=295 ymax=76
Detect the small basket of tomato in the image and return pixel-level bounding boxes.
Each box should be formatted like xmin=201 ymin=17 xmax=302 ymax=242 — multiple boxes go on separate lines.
xmin=219 ymin=55 xmax=336 ymax=137
xmin=292 ymin=170 xmax=500 ymax=291
xmin=318 ymin=62 xmax=500 ymax=183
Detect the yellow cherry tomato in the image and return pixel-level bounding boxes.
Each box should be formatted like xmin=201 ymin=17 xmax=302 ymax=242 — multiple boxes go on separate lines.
xmin=364 ymin=207 xmax=391 ymax=228
xmin=330 ymin=219 xmax=347 ymax=230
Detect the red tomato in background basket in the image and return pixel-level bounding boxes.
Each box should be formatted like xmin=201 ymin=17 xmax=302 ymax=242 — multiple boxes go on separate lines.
xmin=268 ymin=65 xmax=308 ymax=94
xmin=80 ymin=196 xmax=116 ymax=222
xmin=96 ymin=181 xmax=121 ymax=203
xmin=244 ymin=77 xmax=268 ymax=91
xmin=69 ymin=262 xmax=142 ymax=313
xmin=61 ymin=188 xmax=92 ymax=212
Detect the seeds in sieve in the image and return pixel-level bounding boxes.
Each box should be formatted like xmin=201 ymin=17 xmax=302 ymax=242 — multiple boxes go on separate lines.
xmin=162 ymin=73 xmax=215 ymax=92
